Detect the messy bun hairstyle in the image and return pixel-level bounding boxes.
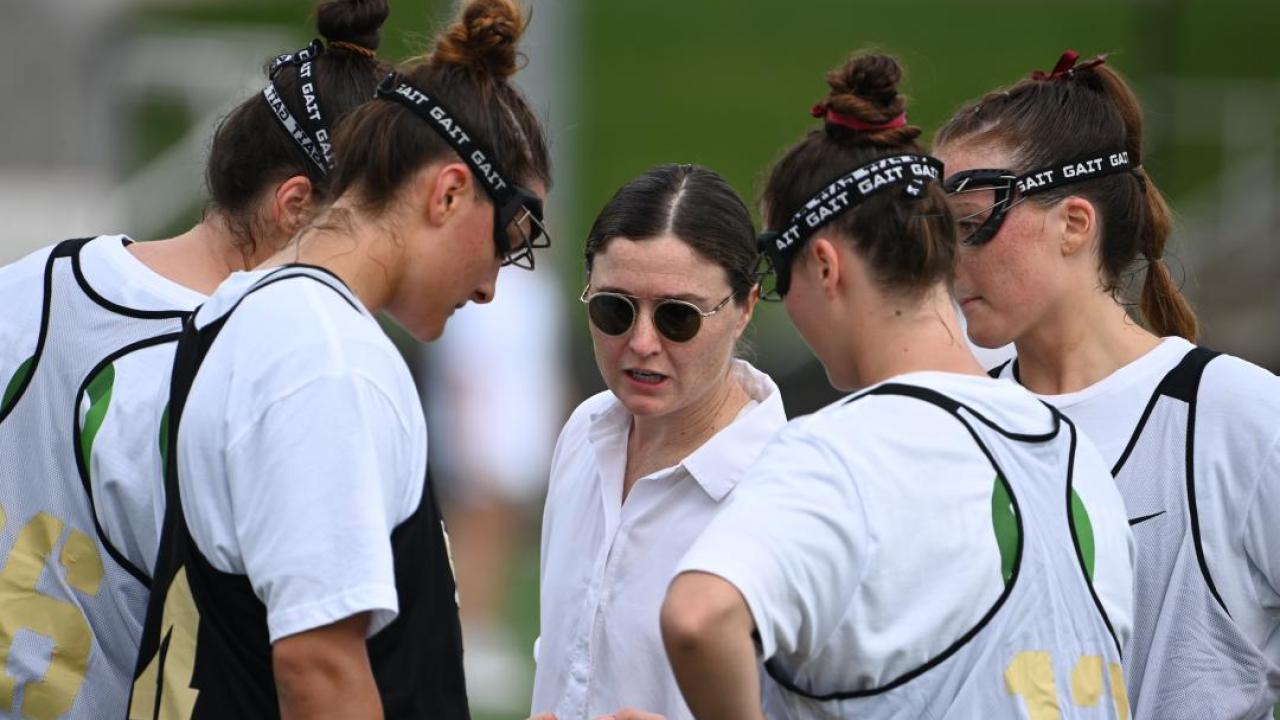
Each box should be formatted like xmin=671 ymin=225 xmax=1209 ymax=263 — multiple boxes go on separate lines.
xmin=935 ymin=53 xmax=1197 ymax=341
xmin=762 ymin=52 xmax=955 ymax=296
xmin=205 ymin=0 xmax=391 ymax=258
xmin=326 ymin=0 xmax=551 ymax=213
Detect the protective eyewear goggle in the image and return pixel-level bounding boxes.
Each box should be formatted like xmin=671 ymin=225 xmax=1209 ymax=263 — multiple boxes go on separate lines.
xmin=942 ymin=170 xmax=1023 ymax=246
xmin=495 ymin=187 xmax=550 ymax=270
xmin=580 ymin=286 xmax=734 ymax=343
xmin=943 ymin=150 xmax=1138 ymax=246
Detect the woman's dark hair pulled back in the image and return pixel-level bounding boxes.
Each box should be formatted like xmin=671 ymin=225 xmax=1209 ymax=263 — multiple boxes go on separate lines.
xmin=585 ymin=164 xmax=757 ymax=304
xmin=325 ymin=0 xmax=551 ymax=214
xmin=934 ymin=53 xmax=1197 ymax=341
xmin=205 ymin=0 xmax=392 ymax=256
xmin=762 ymin=52 xmax=955 ymax=297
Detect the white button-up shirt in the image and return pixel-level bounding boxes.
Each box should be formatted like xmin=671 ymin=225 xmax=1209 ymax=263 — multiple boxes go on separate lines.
xmin=531 ymin=360 xmax=786 ymax=719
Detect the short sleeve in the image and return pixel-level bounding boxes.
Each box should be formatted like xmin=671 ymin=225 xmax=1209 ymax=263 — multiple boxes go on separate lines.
xmin=1244 ymin=433 xmax=1280 ymax=604
xmin=675 ymin=422 xmax=869 ymax=663
xmin=224 ymin=373 xmax=417 ymax=643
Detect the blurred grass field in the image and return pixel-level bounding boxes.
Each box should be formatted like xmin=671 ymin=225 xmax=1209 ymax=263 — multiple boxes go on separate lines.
xmin=131 ymin=1 xmax=1280 ymax=717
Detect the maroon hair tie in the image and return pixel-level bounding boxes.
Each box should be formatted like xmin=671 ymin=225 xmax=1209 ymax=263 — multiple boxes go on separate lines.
xmin=811 ymin=103 xmax=907 ymax=132
xmin=1030 ymin=49 xmax=1108 ymax=81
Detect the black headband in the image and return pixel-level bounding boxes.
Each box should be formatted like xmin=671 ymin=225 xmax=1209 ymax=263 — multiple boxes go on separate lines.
xmin=262 ymin=40 xmax=334 ymax=174
xmin=756 ymin=153 xmax=944 ymax=298
xmin=375 ymin=73 xmax=514 ymax=206
xmin=374 ymin=72 xmax=550 ymax=268
xmin=944 ymin=149 xmax=1135 ymax=246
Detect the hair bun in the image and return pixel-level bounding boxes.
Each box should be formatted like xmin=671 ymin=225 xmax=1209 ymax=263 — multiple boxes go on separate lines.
xmin=825 ymin=52 xmax=906 ymax=122
xmin=431 ymin=0 xmax=527 ymax=80
xmin=822 ymin=52 xmax=918 ymax=144
xmin=316 ymin=0 xmax=390 ymax=52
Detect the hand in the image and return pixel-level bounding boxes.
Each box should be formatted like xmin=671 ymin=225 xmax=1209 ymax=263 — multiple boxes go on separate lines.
xmin=527 ymin=715 xmax=557 ymax=720
xmin=592 ymin=709 xmax=667 ymax=720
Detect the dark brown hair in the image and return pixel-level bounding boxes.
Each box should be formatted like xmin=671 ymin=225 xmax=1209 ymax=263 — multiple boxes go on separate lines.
xmin=762 ymin=52 xmax=955 ymax=297
xmin=325 ymin=0 xmax=551 ymax=214
xmin=205 ymin=0 xmax=392 ymax=257
xmin=935 ymin=54 xmax=1197 ymax=341
xmin=584 ymin=164 xmax=757 ymax=304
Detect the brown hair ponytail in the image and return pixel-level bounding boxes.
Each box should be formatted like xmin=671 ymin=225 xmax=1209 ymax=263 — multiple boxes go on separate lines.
xmin=936 ymin=52 xmax=1198 ymax=341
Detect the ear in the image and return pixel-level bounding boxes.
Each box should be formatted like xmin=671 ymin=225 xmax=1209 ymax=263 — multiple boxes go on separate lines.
xmin=1059 ymin=196 xmax=1097 ymax=258
xmin=732 ymin=284 xmax=760 ymax=339
xmin=423 ymin=162 xmax=476 ymax=228
xmin=809 ymin=237 xmax=843 ymax=299
xmin=271 ymin=175 xmax=314 ymax=236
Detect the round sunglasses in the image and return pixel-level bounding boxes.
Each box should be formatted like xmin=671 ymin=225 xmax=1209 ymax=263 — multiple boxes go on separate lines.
xmin=579 ymin=286 xmax=734 ymax=343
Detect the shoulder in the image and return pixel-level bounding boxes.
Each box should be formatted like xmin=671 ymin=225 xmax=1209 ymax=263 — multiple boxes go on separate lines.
xmin=201 ymin=273 xmax=418 ymax=434
xmin=1196 ymin=351 xmax=1280 ymax=465
xmin=1200 ymin=351 xmax=1280 ymax=410
xmin=0 ymin=243 xmax=59 ymax=388
xmin=1196 ymin=351 xmax=1280 ymax=443
xmin=560 ymin=389 xmax=618 ymax=437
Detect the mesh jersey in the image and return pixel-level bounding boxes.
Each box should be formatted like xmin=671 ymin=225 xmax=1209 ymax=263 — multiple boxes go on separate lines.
xmin=0 ymin=238 xmax=187 ymax=719
xmin=1109 ymin=348 xmax=1280 ymax=720
xmin=765 ymin=383 xmax=1130 ymax=720
xmin=127 ymin=266 xmax=468 ymax=720
xmin=992 ymin=348 xmax=1280 ymax=719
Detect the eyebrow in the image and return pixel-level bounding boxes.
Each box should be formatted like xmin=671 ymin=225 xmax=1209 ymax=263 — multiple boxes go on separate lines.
xmin=594 ymin=285 xmax=710 ymax=304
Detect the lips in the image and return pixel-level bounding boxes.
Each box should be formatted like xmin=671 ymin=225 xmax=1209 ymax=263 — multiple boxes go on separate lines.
xmin=624 ymin=368 xmax=668 ymax=386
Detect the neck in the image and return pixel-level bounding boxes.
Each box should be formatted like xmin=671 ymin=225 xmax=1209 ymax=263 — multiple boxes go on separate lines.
xmin=628 ymin=363 xmax=749 ymax=470
xmin=1013 ymin=287 xmax=1161 ymax=395
xmin=263 ymin=201 xmax=401 ymax=314
xmin=844 ymin=283 xmax=985 ymax=388
xmin=128 ymin=213 xmax=261 ymax=295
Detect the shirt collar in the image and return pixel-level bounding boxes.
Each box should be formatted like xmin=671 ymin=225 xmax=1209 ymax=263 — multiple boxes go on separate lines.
xmin=682 ymin=360 xmax=786 ymax=500
xmin=587 ymin=359 xmax=787 ymax=503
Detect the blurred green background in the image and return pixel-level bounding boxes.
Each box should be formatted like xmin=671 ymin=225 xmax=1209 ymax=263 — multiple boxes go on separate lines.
xmin=4 ymin=0 xmax=1276 ymax=716
xmin=126 ymin=1 xmax=1280 ymax=718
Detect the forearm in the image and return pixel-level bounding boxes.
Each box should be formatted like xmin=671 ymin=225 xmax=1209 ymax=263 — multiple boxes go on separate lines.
xmin=662 ymin=572 xmax=765 ymax=720
xmin=273 ymin=614 xmax=383 ymax=720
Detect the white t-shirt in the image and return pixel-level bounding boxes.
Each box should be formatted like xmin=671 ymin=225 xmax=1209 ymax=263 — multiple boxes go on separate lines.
xmin=996 ymin=336 xmax=1280 ymax=665
xmin=532 ymin=360 xmax=787 ymax=720
xmin=178 ymin=268 xmax=427 ymax=642
xmin=677 ymin=371 xmax=1133 ymax=703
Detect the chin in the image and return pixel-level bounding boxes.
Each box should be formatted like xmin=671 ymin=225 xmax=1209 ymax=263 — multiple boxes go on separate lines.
xmin=612 ymin=383 xmax=676 ymax=419
xmin=965 ymin=320 xmax=1014 ymax=350
xmin=403 ymin=317 xmax=446 ymax=343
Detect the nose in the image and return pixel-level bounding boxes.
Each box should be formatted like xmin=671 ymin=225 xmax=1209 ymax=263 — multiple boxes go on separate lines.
xmin=471 ymin=279 xmax=495 ymax=305
xmin=626 ymin=303 xmax=662 ymax=357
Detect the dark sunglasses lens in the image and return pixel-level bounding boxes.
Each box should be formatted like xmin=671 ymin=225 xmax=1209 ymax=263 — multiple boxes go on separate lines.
xmin=654 ymin=302 xmax=702 ymax=342
xmin=587 ymin=295 xmax=634 ymax=335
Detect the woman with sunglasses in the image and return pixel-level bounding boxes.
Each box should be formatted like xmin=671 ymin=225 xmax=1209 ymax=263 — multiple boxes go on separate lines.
xmin=530 ymin=163 xmax=785 ymax=720
xmin=933 ymin=51 xmax=1280 ymax=719
xmin=661 ymin=52 xmax=1134 ymax=720
xmin=0 ymin=3 xmax=388 ymax=718
xmin=125 ymin=1 xmax=550 ymax=717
